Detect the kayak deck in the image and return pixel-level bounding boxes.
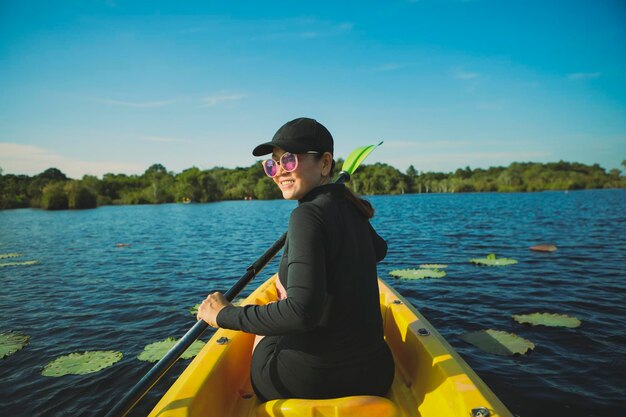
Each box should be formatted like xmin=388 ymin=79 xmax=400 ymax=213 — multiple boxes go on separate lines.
xmin=148 ymin=276 xmax=513 ymax=417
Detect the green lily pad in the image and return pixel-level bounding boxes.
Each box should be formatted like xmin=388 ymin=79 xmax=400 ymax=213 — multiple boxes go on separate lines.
xmin=137 ymin=337 xmax=206 ymax=362
xmin=189 ymin=303 xmax=201 ymax=316
xmin=42 ymin=351 xmax=123 ymax=377
xmin=513 ymin=312 xmax=581 ymax=328
xmin=420 ymin=264 xmax=448 ymax=269
xmin=0 ymin=253 xmax=22 ymax=259
xmin=0 ymin=260 xmax=39 ymax=268
xmin=469 ymin=253 xmax=518 ymax=266
xmin=0 ymin=332 xmax=30 ymax=359
xmin=390 ymin=268 xmax=446 ymax=280
xmin=460 ymin=329 xmax=535 ymax=356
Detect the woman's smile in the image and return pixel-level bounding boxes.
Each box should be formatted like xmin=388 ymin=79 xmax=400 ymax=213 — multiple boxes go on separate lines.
xmin=271 ymin=149 xmax=325 ymax=200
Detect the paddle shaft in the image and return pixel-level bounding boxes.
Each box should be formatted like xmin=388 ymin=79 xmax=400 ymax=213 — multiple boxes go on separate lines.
xmin=105 ymin=171 xmax=350 ymax=417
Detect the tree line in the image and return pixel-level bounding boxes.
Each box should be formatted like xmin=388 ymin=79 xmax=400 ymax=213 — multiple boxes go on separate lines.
xmin=0 ymin=160 xmax=624 ymax=210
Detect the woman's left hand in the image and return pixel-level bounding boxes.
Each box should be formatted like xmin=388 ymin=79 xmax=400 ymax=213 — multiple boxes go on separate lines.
xmin=196 ymin=292 xmax=231 ymax=328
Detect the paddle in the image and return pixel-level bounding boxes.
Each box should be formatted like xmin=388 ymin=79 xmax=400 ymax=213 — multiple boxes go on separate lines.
xmin=104 ymin=142 xmax=383 ymax=417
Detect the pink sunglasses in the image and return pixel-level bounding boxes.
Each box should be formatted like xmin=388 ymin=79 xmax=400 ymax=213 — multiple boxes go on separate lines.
xmin=262 ymin=151 xmax=319 ymax=177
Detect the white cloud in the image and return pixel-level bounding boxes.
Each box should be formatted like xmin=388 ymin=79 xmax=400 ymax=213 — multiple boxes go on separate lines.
xmin=93 ymin=94 xmax=248 ymax=109
xmin=93 ymin=98 xmax=180 ymax=108
xmin=252 ymin=18 xmax=354 ymax=41
xmin=373 ymin=63 xmax=406 ymax=72
xmin=180 ymin=27 xmax=209 ymax=34
xmin=140 ymin=135 xmax=186 ymax=143
xmin=200 ymin=93 xmax=247 ymax=107
xmin=373 ymin=150 xmax=549 ymax=173
xmin=568 ymin=72 xmax=601 ymax=80
xmin=452 ymin=69 xmax=480 ymax=80
xmin=300 ymin=31 xmax=319 ymax=39
xmin=368 ymin=139 xmax=551 ymax=172
xmin=0 ymin=142 xmax=144 ymax=178
xmin=337 ymin=22 xmax=355 ymax=31
xmin=383 ymin=140 xmax=474 ymax=150
xmin=101 ymin=0 xmax=118 ymax=8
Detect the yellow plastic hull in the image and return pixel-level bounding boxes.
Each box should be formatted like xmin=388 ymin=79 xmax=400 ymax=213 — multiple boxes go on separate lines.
xmin=149 ymin=276 xmax=513 ymax=417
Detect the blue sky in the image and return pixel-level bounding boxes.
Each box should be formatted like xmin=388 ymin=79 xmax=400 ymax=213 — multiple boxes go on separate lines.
xmin=1 ymin=0 xmax=625 ymax=178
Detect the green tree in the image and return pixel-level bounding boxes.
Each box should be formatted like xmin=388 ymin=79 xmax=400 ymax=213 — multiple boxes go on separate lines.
xmin=3 ymin=159 xmax=626 ymax=211
xmin=41 ymin=182 xmax=68 ymax=210
xmin=65 ymin=181 xmax=97 ymax=209
xmin=143 ymin=164 xmax=175 ymax=203
xmin=25 ymin=168 xmax=70 ymax=207
xmin=405 ymin=165 xmax=418 ymax=193
xmin=254 ymin=177 xmax=282 ymax=200
xmin=37 ymin=168 xmax=68 ymax=182
xmin=101 ymin=173 xmax=145 ymax=204
xmin=176 ymin=167 xmax=220 ymax=202
xmin=454 ymin=166 xmax=472 ymax=179
xmin=0 ymin=173 xmax=31 ymax=209
xmin=351 ymin=163 xmax=405 ymax=195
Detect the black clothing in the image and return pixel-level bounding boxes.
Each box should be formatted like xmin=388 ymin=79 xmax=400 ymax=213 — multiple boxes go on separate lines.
xmin=217 ymin=183 xmax=394 ymax=401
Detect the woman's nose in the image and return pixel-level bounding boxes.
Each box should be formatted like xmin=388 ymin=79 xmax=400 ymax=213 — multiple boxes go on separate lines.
xmin=275 ymin=163 xmax=286 ymax=176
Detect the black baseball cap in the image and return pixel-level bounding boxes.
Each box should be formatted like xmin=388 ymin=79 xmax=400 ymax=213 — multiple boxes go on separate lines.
xmin=252 ymin=117 xmax=334 ymax=156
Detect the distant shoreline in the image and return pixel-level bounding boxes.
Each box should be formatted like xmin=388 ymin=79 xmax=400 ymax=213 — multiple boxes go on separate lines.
xmin=8 ymin=187 xmax=626 ymax=209
xmin=1 ymin=160 xmax=624 ymax=210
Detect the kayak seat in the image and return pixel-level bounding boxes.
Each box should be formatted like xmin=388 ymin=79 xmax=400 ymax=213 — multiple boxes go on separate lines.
xmin=256 ymin=395 xmax=400 ymax=417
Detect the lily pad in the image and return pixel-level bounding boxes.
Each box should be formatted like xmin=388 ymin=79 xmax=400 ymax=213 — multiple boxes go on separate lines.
xmin=0 ymin=332 xmax=30 ymax=359
xmin=513 ymin=312 xmax=581 ymax=328
xmin=137 ymin=337 xmax=206 ymax=362
xmin=189 ymin=303 xmax=201 ymax=316
xmin=0 ymin=253 xmax=22 ymax=259
xmin=460 ymin=329 xmax=535 ymax=356
xmin=530 ymin=244 xmax=557 ymax=252
xmin=42 ymin=351 xmax=123 ymax=376
xmin=390 ymin=268 xmax=446 ymax=280
xmin=0 ymin=260 xmax=40 ymax=268
xmin=469 ymin=253 xmax=518 ymax=266
xmin=419 ymin=264 xmax=448 ymax=269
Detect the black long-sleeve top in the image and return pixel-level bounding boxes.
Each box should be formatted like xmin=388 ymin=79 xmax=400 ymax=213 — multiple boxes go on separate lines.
xmin=217 ymin=183 xmax=388 ymax=365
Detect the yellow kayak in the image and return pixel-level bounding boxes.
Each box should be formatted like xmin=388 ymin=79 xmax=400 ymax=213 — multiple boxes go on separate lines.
xmin=149 ymin=275 xmax=513 ymax=417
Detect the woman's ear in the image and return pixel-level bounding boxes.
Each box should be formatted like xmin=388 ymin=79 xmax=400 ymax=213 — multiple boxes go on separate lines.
xmin=321 ymin=152 xmax=333 ymax=177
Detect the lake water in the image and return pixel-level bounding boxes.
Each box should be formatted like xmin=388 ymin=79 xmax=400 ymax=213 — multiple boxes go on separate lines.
xmin=1 ymin=189 xmax=625 ymax=416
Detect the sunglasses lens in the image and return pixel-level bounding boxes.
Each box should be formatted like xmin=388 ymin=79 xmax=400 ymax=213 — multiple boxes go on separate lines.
xmin=263 ymin=159 xmax=278 ymax=177
xmin=281 ymin=153 xmax=298 ymax=172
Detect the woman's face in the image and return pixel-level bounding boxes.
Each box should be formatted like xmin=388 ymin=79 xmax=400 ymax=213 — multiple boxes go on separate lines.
xmin=271 ymin=147 xmax=331 ymax=200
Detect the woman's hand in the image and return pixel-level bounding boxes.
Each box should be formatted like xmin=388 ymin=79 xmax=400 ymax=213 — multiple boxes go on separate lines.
xmin=276 ymin=277 xmax=287 ymax=300
xmin=196 ymin=292 xmax=231 ymax=328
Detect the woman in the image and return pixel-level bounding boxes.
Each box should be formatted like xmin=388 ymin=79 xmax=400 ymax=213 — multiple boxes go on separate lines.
xmin=197 ymin=117 xmax=394 ymax=401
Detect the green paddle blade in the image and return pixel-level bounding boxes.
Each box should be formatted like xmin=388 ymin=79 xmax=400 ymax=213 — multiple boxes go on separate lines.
xmin=341 ymin=141 xmax=383 ymax=176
